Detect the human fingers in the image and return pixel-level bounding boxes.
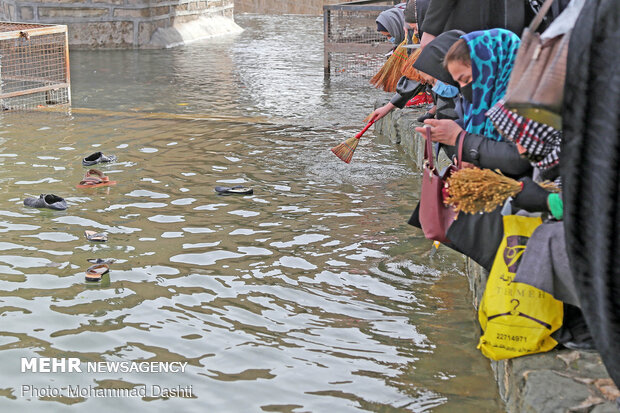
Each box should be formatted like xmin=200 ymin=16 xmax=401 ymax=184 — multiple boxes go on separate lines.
xmin=423 ymin=118 xmax=439 ymax=127
xmin=364 ymin=110 xmax=380 ymax=123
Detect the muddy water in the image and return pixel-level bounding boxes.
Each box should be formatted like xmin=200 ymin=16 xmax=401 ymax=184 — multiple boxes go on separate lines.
xmin=0 ymin=15 xmax=502 ymax=412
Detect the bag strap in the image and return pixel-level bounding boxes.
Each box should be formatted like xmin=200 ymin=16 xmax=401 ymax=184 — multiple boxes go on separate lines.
xmin=424 ymin=126 xmax=434 ymax=171
xmin=529 ymin=0 xmax=555 ymax=33
xmin=455 ymin=130 xmax=466 ymax=169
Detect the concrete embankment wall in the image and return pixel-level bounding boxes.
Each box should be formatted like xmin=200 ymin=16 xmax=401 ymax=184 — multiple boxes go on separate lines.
xmin=234 ymin=0 xmax=356 ymax=15
xmin=0 ymin=0 xmax=241 ymax=48
xmin=374 ymin=100 xmax=619 ymax=413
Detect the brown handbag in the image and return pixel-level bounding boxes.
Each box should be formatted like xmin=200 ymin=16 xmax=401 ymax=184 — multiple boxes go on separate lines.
xmin=419 ymin=128 xmax=464 ymax=243
xmin=503 ymin=0 xmax=568 ymax=130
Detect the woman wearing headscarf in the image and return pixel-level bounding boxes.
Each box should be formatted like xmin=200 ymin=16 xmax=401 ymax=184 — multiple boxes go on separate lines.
xmin=410 ymin=29 xmax=464 ymax=122
xmin=483 ymin=0 xmax=586 ymax=217
xmin=414 ymin=29 xmax=531 ymax=177
xmin=375 ymin=5 xmax=407 ymax=46
xmin=406 ymin=31 xmax=526 ymax=270
xmin=368 ymin=0 xmax=432 ymax=123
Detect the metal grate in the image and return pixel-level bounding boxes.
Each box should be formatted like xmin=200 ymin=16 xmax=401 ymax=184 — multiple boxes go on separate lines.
xmin=324 ymin=0 xmax=399 ymax=79
xmin=0 ymin=23 xmax=70 ymax=111
xmin=328 ymin=52 xmax=388 ymax=78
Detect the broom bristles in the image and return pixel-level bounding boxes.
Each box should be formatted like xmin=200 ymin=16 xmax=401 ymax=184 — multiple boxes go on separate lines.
xmin=445 ymin=168 xmax=560 ymax=214
xmin=401 ymin=48 xmax=424 ymax=82
xmin=445 ymin=168 xmax=522 ymax=214
xmin=370 ymin=41 xmax=409 ymax=92
xmin=331 ymin=137 xmax=360 ymax=164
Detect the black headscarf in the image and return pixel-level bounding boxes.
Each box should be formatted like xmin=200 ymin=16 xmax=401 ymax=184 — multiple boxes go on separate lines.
xmin=412 ymin=30 xmax=464 ymax=87
xmin=561 ymin=0 xmax=620 ymax=387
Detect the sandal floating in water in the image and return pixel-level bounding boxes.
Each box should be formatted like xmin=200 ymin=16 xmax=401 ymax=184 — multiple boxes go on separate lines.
xmin=76 ymin=169 xmax=117 ymax=189
xmin=85 ymin=169 xmax=110 ymax=182
xmin=85 ymin=263 xmax=109 ymax=282
xmin=214 ymin=186 xmax=253 ymax=195
xmin=84 ymin=230 xmax=107 ymax=242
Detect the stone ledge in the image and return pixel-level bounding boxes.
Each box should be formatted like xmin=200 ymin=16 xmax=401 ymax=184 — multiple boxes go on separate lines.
xmin=373 ymin=98 xmax=619 ymax=413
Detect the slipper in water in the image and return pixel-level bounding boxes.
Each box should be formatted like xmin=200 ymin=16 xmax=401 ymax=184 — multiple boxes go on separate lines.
xmin=82 ymin=152 xmax=117 ymax=166
xmin=84 ymin=230 xmax=107 ymax=242
xmin=76 ymin=177 xmax=115 ymax=189
xmin=85 ymin=169 xmax=110 ymax=182
xmin=214 ymin=186 xmax=253 ymax=195
xmin=76 ymin=169 xmax=117 ymax=189
xmin=23 ymin=194 xmax=68 ymax=210
xmin=85 ymin=263 xmax=109 ymax=282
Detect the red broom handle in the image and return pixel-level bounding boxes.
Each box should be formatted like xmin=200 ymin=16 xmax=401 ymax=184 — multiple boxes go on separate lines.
xmin=355 ymin=120 xmax=375 ymax=139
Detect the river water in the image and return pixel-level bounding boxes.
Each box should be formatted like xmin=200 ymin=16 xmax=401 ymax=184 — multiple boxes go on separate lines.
xmin=0 ymin=15 xmax=502 ymax=412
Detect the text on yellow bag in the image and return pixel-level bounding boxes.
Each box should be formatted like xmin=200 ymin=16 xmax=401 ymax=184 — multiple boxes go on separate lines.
xmin=478 ymin=215 xmax=563 ymax=360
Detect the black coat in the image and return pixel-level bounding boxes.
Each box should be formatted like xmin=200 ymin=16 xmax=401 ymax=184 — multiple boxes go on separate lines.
xmin=448 ymin=133 xmax=531 ymax=177
xmin=561 ymin=0 xmax=620 ymax=387
xmin=421 ymin=0 xmax=525 ymax=37
xmin=390 ymin=77 xmax=423 ymax=108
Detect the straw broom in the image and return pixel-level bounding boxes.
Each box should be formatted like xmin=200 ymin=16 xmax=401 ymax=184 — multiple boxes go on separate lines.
xmin=370 ymin=40 xmax=409 ymax=92
xmin=400 ymin=47 xmax=424 ymax=82
xmin=445 ymin=168 xmax=559 ymax=214
xmin=331 ymin=120 xmax=375 ymax=163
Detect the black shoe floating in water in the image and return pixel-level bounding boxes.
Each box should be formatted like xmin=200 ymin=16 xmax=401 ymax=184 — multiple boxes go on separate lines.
xmin=87 ymin=258 xmax=116 ymax=265
xmin=214 ymin=186 xmax=253 ymax=195
xmin=23 ymin=194 xmax=68 ymax=210
xmin=82 ymin=151 xmax=117 ymax=166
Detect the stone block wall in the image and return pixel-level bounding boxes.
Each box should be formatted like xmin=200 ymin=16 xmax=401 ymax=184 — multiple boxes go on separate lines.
xmin=0 ymin=0 xmax=236 ymax=48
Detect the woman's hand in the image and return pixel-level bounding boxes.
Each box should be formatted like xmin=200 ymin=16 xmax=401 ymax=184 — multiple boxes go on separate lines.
xmin=367 ymin=102 xmax=395 ymax=123
xmin=414 ymin=119 xmax=463 ymax=146
xmin=419 ymin=32 xmax=436 ymax=49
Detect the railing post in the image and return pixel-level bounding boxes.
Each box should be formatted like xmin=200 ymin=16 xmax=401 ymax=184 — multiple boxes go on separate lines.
xmin=324 ymin=7 xmax=331 ymax=78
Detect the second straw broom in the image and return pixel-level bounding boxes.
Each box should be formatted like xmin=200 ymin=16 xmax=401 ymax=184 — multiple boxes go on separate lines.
xmin=445 ymin=168 xmax=560 ymax=214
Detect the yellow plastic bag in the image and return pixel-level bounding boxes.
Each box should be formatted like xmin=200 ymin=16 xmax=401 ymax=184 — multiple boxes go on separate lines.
xmin=478 ymin=215 xmax=563 ymax=360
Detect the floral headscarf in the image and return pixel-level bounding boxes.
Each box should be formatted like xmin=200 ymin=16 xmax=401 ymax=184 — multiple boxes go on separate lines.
xmin=462 ymin=29 xmax=521 ymax=141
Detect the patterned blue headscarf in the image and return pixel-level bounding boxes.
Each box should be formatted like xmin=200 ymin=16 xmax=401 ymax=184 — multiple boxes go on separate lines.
xmin=462 ymin=29 xmax=520 ymax=141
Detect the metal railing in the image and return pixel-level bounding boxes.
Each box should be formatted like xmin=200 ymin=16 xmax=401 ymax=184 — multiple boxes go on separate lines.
xmin=324 ymin=0 xmax=400 ymax=79
xmin=0 ymin=22 xmax=71 ymax=110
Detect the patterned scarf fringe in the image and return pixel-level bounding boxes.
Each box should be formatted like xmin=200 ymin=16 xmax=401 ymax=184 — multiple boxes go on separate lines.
xmin=487 ymin=101 xmax=561 ymax=170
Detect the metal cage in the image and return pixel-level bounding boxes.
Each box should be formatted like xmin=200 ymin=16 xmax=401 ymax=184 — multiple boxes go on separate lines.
xmin=0 ymin=22 xmax=71 ymax=111
xmin=324 ymin=0 xmax=399 ymax=79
